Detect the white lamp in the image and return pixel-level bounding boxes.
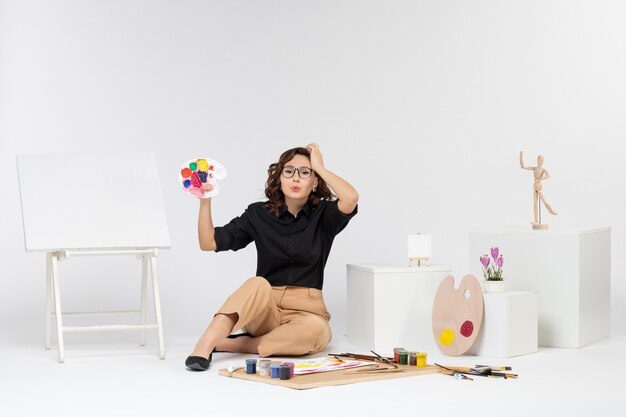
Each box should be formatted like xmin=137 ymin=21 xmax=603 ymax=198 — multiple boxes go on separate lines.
xmin=408 ymin=233 xmax=431 ymax=267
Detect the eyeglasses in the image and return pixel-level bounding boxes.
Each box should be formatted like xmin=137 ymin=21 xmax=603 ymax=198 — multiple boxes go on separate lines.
xmin=281 ymin=166 xmax=313 ymax=179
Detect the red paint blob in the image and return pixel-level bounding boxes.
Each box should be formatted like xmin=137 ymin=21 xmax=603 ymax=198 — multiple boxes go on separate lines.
xmin=191 ymin=172 xmax=202 ymax=188
xmin=181 ymin=167 xmax=192 ymax=178
xmin=460 ymin=320 xmax=474 ymax=337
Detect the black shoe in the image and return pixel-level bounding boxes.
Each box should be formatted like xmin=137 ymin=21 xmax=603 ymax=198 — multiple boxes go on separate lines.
xmin=185 ymin=353 xmax=212 ymax=371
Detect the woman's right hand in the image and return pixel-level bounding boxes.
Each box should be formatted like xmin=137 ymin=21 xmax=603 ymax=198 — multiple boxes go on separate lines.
xmin=193 ymin=183 xmax=215 ymax=200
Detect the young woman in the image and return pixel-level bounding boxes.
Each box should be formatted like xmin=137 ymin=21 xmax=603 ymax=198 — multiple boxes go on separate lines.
xmin=185 ymin=143 xmax=359 ymax=371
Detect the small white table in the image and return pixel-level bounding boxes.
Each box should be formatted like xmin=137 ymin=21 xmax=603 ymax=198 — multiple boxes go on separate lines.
xmin=470 ymin=227 xmax=611 ymax=348
xmin=468 ymin=291 xmax=538 ymax=358
xmin=346 ymin=264 xmax=451 ymax=354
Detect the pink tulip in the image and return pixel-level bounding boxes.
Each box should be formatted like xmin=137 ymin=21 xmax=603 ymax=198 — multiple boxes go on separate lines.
xmin=480 ymin=255 xmax=490 ymax=268
xmin=497 ymin=255 xmax=504 ymax=269
xmin=491 ymin=246 xmax=499 ymax=261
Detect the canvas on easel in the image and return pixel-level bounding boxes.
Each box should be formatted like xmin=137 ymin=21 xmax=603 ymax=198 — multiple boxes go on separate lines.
xmin=17 ymin=152 xmax=171 ymax=362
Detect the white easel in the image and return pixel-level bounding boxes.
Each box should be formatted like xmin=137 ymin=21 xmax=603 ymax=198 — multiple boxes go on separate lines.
xmin=44 ymin=249 xmax=164 ymax=362
xmin=18 ymin=152 xmax=171 ymax=362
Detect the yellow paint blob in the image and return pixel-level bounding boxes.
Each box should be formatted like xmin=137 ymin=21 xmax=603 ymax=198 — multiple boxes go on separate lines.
xmin=197 ymin=159 xmax=209 ymax=171
xmin=439 ymin=329 xmax=455 ymax=346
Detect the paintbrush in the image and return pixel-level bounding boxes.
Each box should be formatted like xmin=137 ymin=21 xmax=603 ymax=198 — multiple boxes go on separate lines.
xmin=491 ymin=371 xmax=518 ymax=379
xmin=441 ymin=365 xmax=516 ymax=376
xmin=439 ymin=365 xmax=482 ymax=374
xmin=434 ymin=363 xmax=473 ymax=381
xmin=345 ymin=352 xmax=395 ymax=361
xmin=345 ymin=368 xmax=407 ymax=374
xmin=328 ymin=352 xmax=396 ymax=366
xmin=476 ymin=365 xmax=512 ymax=371
xmin=370 ymin=350 xmax=398 ymax=368
xmin=328 ymin=353 xmax=374 ymax=361
xmin=438 ymin=364 xmax=518 ymax=379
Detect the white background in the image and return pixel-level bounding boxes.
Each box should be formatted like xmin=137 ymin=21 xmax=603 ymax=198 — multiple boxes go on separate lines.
xmin=1 ymin=0 xmax=625 ymax=350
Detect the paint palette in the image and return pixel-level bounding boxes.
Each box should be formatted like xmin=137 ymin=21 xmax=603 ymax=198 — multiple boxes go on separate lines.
xmin=432 ymin=274 xmax=484 ymax=356
xmin=179 ymin=158 xmax=227 ymax=199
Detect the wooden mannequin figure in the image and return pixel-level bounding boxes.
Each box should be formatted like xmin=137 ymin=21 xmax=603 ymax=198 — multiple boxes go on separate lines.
xmin=519 ymin=151 xmax=558 ymax=230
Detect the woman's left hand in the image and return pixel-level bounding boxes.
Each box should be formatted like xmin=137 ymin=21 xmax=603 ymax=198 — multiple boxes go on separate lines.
xmin=306 ymin=143 xmax=325 ymax=172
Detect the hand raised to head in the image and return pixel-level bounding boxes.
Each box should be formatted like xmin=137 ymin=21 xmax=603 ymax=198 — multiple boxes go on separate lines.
xmin=306 ymin=142 xmax=324 ymax=172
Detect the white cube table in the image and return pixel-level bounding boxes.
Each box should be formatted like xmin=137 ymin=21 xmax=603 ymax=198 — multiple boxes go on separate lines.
xmin=469 ymin=227 xmax=611 ymax=348
xmin=468 ymin=291 xmax=538 ymax=358
xmin=347 ymin=264 xmax=451 ymax=354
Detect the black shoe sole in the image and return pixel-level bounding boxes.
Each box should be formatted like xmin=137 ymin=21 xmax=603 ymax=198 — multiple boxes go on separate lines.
xmin=186 ymin=361 xmax=208 ymax=371
xmin=185 ymin=354 xmax=212 ymax=371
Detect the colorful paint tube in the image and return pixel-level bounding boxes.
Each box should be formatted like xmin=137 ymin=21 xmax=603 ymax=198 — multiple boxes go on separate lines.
xmin=393 ymin=347 xmax=405 ymax=363
xmin=279 ymin=365 xmax=291 ymax=380
xmin=282 ymin=361 xmax=295 ymax=378
xmin=416 ymin=352 xmax=427 ymax=367
xmin=245 ymin=359 xmax=257 ymax=374
xmin=258 ymin=360 xmax=271 ymax=376
xmin=270 ymin=363 xmax=281 ymax=378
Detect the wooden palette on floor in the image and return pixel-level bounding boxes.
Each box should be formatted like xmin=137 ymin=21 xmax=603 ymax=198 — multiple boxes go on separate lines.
xmin=218 ymin=364 xmax=440 ymax=390
xmin=432 ymin=274 xmax=484 ymax=356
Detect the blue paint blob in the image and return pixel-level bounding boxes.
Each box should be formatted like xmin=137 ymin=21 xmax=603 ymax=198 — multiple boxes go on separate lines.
xmin=183 ymin=179 xmax=191 ymax=188
xmin=198 ymin=171 xmax=208 ymax=183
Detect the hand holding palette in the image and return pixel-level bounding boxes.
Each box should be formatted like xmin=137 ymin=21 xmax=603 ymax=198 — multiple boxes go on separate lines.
xmin=179 ymin=158 xmax=227 ymax=199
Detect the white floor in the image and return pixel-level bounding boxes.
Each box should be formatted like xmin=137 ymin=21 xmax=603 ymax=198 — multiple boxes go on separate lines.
xmin=2 ymin=335 xmax=625 ymax=417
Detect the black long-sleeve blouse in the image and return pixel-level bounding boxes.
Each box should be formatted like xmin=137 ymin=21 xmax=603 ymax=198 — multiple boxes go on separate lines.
xmin=214 ymin=199 xmax=357 ymax=290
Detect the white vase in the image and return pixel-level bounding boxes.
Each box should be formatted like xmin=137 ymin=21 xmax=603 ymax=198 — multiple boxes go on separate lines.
xmin=483 ymin=280 xmax=504 ymax=293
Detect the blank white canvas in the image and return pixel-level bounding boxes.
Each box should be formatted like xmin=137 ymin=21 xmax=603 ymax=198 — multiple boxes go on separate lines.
xmin=17 ymin=152 xmax=171 ymax=251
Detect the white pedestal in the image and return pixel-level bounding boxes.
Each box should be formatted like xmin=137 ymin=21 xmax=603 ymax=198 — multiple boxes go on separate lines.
xmin=469 ymin=227 xmax=611 ymax=348
xmin=469 ymin=291 xmax=538 ymax=358
xmin=347 ymin=264 xmax=451 ymax=354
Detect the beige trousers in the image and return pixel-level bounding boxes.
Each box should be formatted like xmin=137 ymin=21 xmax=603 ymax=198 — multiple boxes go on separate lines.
xmin=217 ymin=277 xmax=332 ymax=357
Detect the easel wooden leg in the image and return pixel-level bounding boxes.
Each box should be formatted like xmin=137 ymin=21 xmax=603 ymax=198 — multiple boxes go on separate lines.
xmin=50 ymin=253 xmax=65 ymax=363
xmin=149 ymin=256 xmax=165 ymax=359
xmin=140 ymin=257 xmax=148 ymax=346
xmin=45 ymin=253 xmax=52 ymax=350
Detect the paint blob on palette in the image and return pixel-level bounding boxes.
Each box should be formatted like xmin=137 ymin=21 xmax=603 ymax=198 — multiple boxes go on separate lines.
xmin=179 ymin=158 xmax=227 ymax=199
xmin=431 ymin=274 xmax=484 ymax=356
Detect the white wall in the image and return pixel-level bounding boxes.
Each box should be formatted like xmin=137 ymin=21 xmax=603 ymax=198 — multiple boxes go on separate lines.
xmin=2 ymin=0 xmax=625 ymax=347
